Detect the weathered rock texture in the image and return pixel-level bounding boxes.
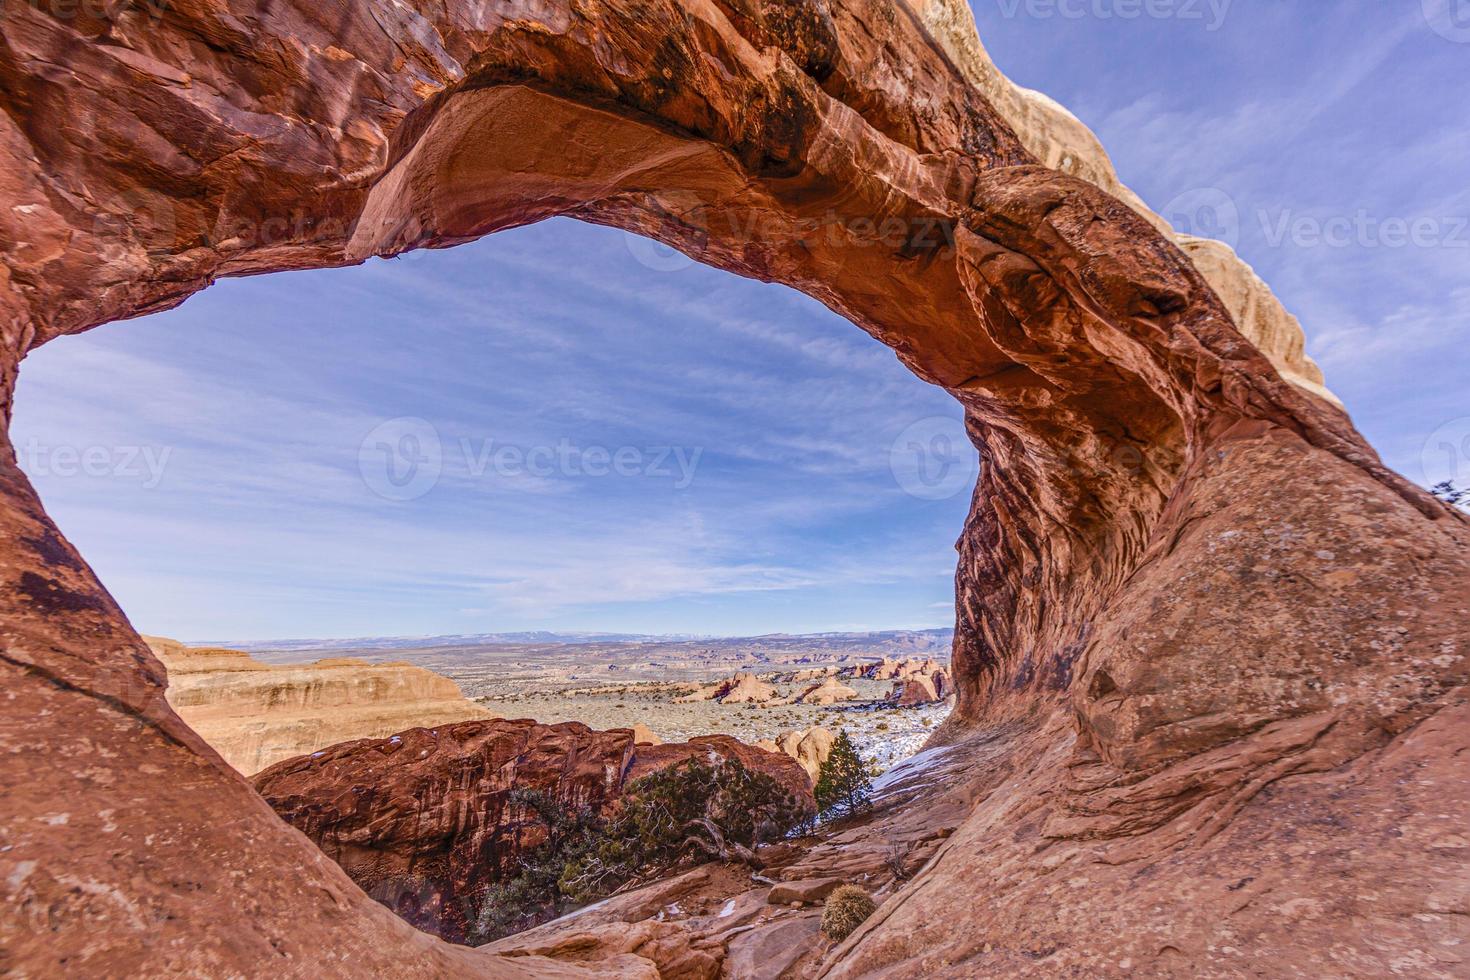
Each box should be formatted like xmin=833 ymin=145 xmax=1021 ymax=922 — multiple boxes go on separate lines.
xmin=2 ymin=0 xmax=1467 ymax=976
xmin=148 ymin=636 xmax=494 ymax=774
xmin=776 ymin=726 xmax=836 ymax=783
xmin=253 ymin=720 xmax=813 ymax=942
xmin=908 ymin=0 xmax=1338 ymax=406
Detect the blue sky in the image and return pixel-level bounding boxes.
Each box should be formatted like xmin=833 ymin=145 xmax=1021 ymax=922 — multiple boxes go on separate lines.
xmin=13 ymin=2 xmax=1467 ymax=642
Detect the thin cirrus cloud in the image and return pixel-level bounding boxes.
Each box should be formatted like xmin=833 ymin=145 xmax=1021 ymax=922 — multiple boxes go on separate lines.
xmin=13 ymin=218 xmax=970 ymax=641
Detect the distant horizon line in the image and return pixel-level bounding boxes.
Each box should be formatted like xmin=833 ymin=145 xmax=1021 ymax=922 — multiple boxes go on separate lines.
xmin=170 ymin=624 xmax=957 ymax=649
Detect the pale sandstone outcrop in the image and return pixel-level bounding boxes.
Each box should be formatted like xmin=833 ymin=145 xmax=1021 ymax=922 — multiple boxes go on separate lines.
xmin=776 ymin=726 xmax=837 ymax=783
xmin=147 ymin=637 xmax=494 ymax=774
xmin=676 ymin=671 xmax=780 ymax=705
xmin=2 ymin=0 xmax=1466 ymax=976
xmin=907 ymin=0 xmax=1337 ymax=404
xmin=794 ymin=676 xmax=860 ymax=705
xmin=629 ymin=722 xmax=661 ymax=746
xmin=854 ymin=656 xmax=943 ymax=682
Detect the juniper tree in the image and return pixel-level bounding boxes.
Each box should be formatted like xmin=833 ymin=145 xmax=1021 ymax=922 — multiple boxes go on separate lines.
xmin=814 ymin=730 xmax=872 ymax=821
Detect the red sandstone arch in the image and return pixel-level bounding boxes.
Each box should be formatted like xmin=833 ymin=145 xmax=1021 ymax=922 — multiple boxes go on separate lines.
xmin=2 ymin=1 xmax=1466 ymax=975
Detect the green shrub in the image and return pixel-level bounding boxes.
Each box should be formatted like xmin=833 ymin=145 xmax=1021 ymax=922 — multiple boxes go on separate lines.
xmin=470 ymin=789 xmax=601 ymax=942
xmin=561 ymin=756 xmax=806 ymax=903
xmin=471 ymin=756 xmax=806 ymax=945
xmin=821 ymin=884 xmax=876 ymax=941
xmin=814 ymin=730 xmax=872 ymax=821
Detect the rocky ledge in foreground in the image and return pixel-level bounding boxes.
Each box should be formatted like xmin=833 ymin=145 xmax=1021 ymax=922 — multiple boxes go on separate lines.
xmin=252 ymin=718 xmax=813 ymax=943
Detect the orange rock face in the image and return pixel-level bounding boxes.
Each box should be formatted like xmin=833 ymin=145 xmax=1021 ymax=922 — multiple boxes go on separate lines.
xmin=2 ymin=0 xmax=1467 ymax=976
xmin=253 ymin=721 xmax=812 ymax=942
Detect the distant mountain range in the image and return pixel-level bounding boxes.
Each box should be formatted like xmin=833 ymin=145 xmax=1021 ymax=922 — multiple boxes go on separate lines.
xmin=208 ymin=628 xmax=954 ymax=656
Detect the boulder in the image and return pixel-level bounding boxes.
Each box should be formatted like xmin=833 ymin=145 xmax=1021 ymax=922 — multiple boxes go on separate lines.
xmin=888 ymin=674 xmax=942 ymax=707
xmin=767 ymin=878 xmax=847 ymax=905
xmin=713 ymin=672 xmax=779 ymax=704
xmin=674 ymin=672 xmax=778 ymax=705
xmin=254 ymin=724 xmax=813 ymax=941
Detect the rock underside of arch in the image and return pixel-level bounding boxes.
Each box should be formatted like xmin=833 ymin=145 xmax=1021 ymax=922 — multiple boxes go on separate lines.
xmin=0 ymin=0 xmax=1466 ymax=976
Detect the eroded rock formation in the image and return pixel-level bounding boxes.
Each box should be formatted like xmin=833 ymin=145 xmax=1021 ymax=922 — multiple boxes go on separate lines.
xmin=253 ymin=720 xmax=813 ymax=942
xmin=853 ymin=656 xmax=942 ymax=682
xmin=776 ymin=726 xmax=837 ymax=783
xmin=2 ymin=0 xmax=1467 ymax=976
xmin=675 ymin=671 xmax=780 ymax=704
xmin=887 ymin=673 xmax=941 ymax=706
xmin=794 ymin=677 xmax=859 ymax=705
xmin=148 ymin=636 xmax=494 ymax=773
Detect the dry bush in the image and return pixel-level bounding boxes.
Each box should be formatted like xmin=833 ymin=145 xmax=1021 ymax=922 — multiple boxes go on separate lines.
xmin=822 ymin=884 xmax=877 ymax=941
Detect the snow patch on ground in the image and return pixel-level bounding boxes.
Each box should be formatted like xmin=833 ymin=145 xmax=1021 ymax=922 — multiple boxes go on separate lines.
xmin=871 ymin=743 xmax=959 ymax=797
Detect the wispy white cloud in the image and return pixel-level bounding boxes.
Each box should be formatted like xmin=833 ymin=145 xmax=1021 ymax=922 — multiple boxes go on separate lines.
xmin=13 ymin=219 xmax=968 ymax=640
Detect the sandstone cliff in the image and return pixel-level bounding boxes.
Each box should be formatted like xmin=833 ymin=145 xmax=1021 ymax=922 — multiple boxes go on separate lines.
xmin=147 ymin=637 xmax=494 ymax=774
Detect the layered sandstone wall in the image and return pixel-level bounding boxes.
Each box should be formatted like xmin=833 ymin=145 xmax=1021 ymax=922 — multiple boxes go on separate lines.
xmin=145 ymin=637 xmax=495 ymax=774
